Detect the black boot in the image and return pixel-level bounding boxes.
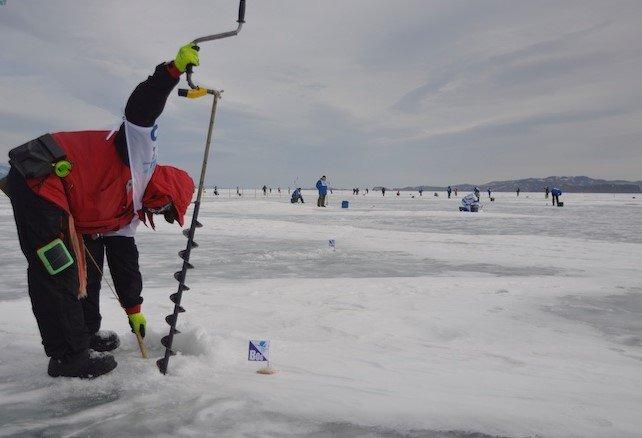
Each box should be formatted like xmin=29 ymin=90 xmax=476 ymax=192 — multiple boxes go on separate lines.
xmin=89 ymin=330 xmax=120 ymax=352
xmin=48 ymin=349 xmax=117 ymax=378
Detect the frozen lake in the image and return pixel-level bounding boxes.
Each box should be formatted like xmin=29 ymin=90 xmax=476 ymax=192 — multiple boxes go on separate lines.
xmin=1 ymin=190 xmax=641 ymax=437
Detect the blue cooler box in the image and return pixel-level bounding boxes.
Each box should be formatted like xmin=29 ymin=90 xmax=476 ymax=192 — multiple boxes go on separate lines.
xmin=341 ymin=200 xmax=349 ymax=208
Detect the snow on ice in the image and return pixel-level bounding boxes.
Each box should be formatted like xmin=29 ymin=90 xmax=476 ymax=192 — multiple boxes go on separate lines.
xmin=1 ymin=191 xmax=641 ymax=437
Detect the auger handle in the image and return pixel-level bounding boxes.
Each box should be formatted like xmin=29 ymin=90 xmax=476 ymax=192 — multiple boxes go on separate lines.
xmin=184 ymin=45 xmax=200 ymax=90
xmin=182 ymin=0 xmax=246 ymax=91
xmin=238 ymin=0 xmax=246 ymax=23
xmin=178 ymin=87 xmax=210 ymax=98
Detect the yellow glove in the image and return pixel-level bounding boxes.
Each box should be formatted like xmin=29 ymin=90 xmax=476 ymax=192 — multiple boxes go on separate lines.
xmin=128 ymin=312 xmax=147 ymax=338
xmin=174 ymin=43 xmax=200 ymax=73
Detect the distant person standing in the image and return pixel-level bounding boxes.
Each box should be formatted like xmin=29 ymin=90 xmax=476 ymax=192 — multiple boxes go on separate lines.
xmin=278 ymin=187 xmax=281 ymax=195
xmin=487 ymin=187 xmax=492 ymax=198
xmin=516 ymin=187 xmax=520 ymax=197
xmin=474 ymin=186 xmax=480 ymax=201
xmin=396 ymin=190 xmax=400 ymax=197
xmin=545 ymin=186 xmax=550 ymax=199
xmin=419 ymin=188 xmax=423 ymax=196
xmin=214 ymin=185 xmax=219 ymax=196
xmin=454 ymin=187 xmax=458 ymax=197
xmin=316 ymin=175 xmax=328 ymax=207
xmin=262 ymin=185 xmax=267 ymax=196
xmin=381 ymin=187 xmax=386 ymax=196
xmin=447 ymin=186 xmax=452 ymax=199
xmin=551 ymin=187 xmax=562 ymax=206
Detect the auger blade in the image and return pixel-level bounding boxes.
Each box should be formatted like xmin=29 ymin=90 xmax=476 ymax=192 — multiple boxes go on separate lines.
xmin=177 ymin=305 xmax=185 ymax=313
xmin=156 ymin=358 xmax=167 ymax=374
xmin=179 ymin=284 xmax=190 ymax=292
xmin=165 ymin=314 xmax=178 ymax=326
xmin=195 ymin=220 xmax=203 ymax=228
xmin=184 ymin=262 xmax=194 ymax=270
xmin=174 ymin=271 xmax=184 ymax=282
xmin=183 ymin=229 xmax=191 ymax=238
xmin=170 ymin=292 xmax=180 ymax=304
xmin=170 ymin=327 xmax=181 ymax=335
xmin=178 ymin=249 xmax=188 ymax=260
xmin=161 ymin=336 xmax=177 ymax=352
xmin=189 ymin=241 xmax=199 ymax=249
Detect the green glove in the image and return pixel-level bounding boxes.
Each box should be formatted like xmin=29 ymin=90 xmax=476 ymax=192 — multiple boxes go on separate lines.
xmin=174 ymin=43 xmax=200 ymax=73
xmin=128 ymin=312 xmax=147 ymax=338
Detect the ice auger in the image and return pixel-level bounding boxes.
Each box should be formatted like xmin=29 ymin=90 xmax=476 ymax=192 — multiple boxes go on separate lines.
xmin=157 ymin=0 xmax=246 ymax=375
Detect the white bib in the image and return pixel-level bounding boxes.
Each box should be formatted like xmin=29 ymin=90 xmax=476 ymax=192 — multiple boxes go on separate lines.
xmin=105 ymin=120 xmax=158 ymax=237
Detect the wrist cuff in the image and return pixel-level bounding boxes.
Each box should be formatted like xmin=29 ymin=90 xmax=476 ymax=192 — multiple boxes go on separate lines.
xmin=125 ymin=305 xmax=141 ymax=315
xmin=167 ymin=61 xmax=182 ymax=79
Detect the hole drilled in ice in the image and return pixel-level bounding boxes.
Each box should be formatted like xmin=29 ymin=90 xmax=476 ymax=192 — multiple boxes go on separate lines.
xmin=171 ymin=326 xmax=213 ymax=356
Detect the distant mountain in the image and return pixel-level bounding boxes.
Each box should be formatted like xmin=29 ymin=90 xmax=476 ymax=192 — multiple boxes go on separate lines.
xmin=394 ymin=176 xmax=640 ymax=193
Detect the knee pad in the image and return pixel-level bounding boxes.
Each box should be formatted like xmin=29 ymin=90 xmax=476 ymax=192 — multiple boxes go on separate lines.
xmin=37 ymin=238 xmax=74 ymax=275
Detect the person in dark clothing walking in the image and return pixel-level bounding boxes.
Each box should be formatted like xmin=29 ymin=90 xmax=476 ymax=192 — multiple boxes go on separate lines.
xmin=262 ymin=185 xmax=267 ymax=196
xmin=5 ymin=45 xmax=196 ymax=379
xmin=545 ymin=186 xmax=550 ymax=199
xmin=381 ymin=187 xmax=386 ymax=196
xmin=474 ymin=187 xmax=480 ymax=201
xmin=516 ymin=187 xmax=520 ymax=197
xmin=316 ymin=175 xmax=328 ymax=207
xmin=447 ymin=186 xmax=452 ymax=199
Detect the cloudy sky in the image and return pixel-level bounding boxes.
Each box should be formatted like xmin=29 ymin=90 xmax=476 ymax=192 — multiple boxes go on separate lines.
xmin=1 ymin=0 xmax=641 ymax=187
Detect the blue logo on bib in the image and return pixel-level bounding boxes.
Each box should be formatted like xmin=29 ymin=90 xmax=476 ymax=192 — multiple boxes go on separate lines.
xmin=150 ymin=124 xmax=158 ymax=141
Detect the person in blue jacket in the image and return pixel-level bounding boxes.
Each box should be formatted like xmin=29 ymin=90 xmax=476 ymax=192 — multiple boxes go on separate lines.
xmin=316 ymin=175 xmax=328 ymax=207
xmin=551 ymin=187 xmax=562 ymax=206
xmin=291 ymin=187 xmax=304 ymax=204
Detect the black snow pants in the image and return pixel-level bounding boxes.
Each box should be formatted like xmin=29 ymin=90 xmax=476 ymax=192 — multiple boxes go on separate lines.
xmin=317 ymin=195 xmax=326 ymax=207
xmin=7 ymin=168 xmax=89 ymax=359
xmin=83 ymin=235 xmax=143 ymax=334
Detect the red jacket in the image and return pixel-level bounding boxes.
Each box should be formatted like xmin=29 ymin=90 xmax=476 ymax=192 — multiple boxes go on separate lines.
xmin=27 ymin=130 xmax=194 ymax=234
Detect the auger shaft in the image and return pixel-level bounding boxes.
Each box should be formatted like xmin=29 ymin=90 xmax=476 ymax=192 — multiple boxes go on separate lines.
xmin=157 ymin=0 xmax=246 ymax=376
xmin=157 ymin=91 xmax=220 ymax=375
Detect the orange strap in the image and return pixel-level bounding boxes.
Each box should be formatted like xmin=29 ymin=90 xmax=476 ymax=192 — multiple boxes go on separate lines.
xmin=67 ymin=215 xmax=87 ymax=298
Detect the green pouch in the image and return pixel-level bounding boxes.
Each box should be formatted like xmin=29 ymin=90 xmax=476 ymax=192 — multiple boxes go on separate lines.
xmin=36 ymin=238 xmax=74 ymax=275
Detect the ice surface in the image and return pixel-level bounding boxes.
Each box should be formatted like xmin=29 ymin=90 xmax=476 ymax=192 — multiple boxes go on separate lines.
xmin=1 ymin=191 xmax=641 ymax=437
